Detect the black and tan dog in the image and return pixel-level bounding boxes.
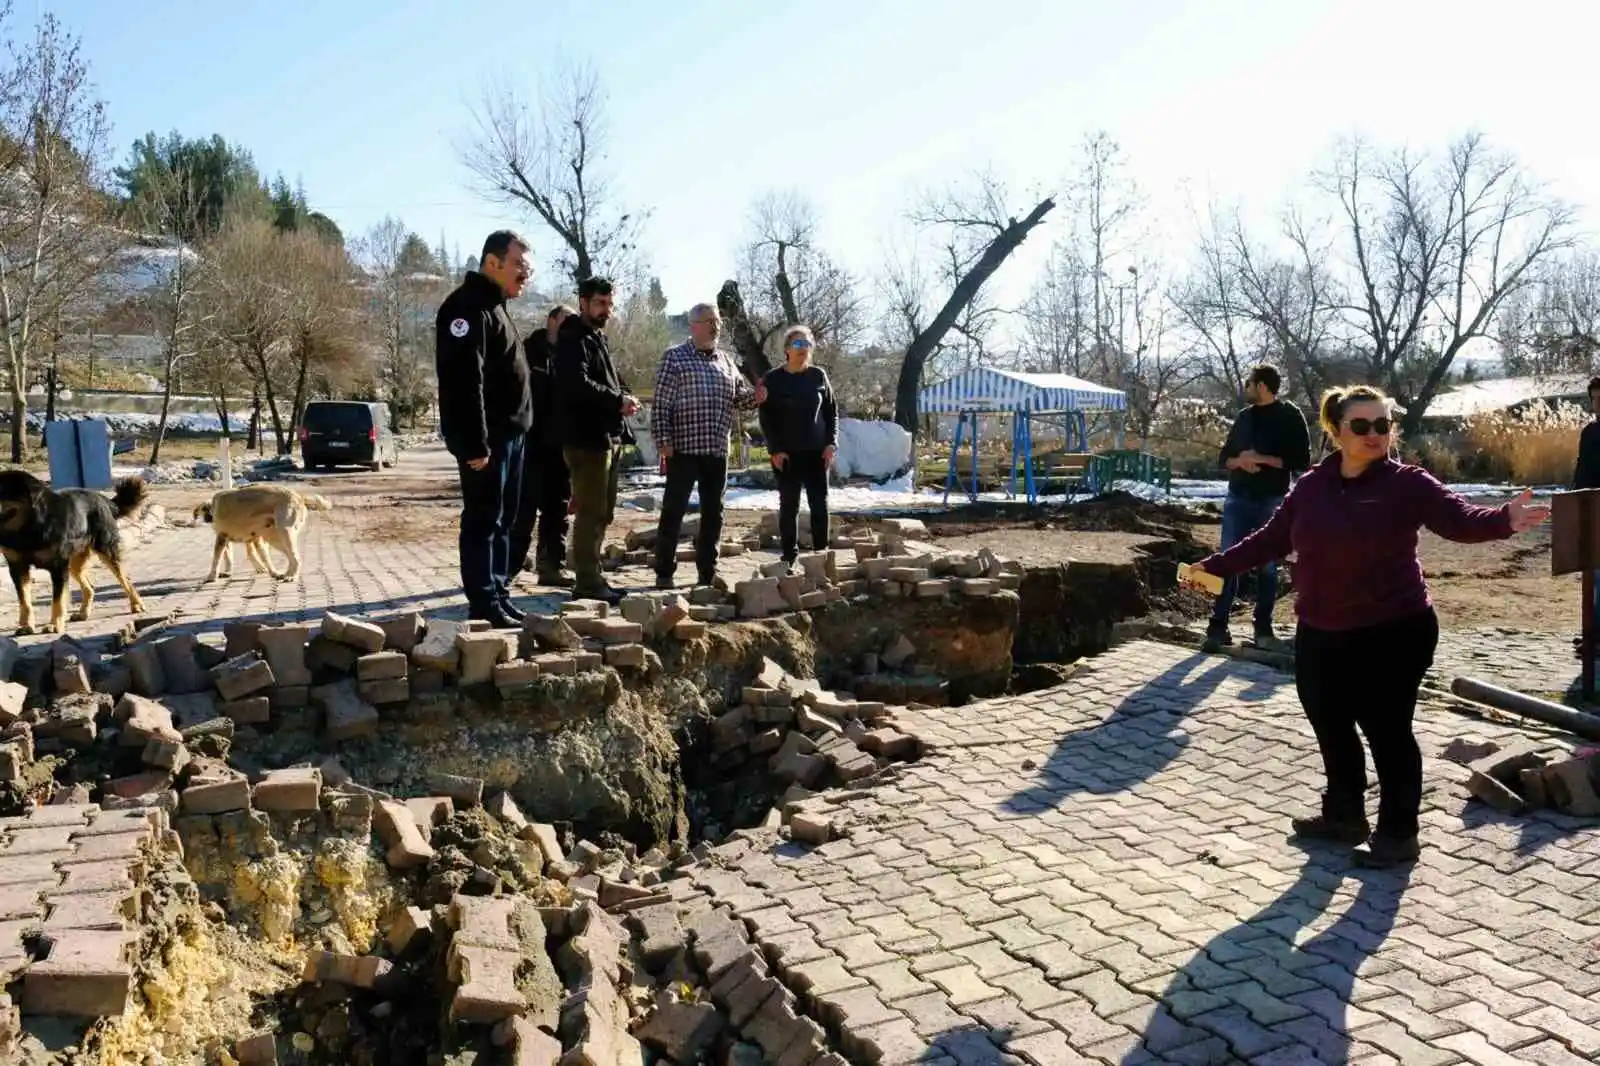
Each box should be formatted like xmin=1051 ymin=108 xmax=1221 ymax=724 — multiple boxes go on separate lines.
xmin=0 ymin=470 xmax=147 ymax=634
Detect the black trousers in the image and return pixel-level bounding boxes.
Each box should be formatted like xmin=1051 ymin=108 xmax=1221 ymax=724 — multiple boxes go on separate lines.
xmin=458 ymin=434 xmax=524 ymax=613
xmin=777 ymin=450 xmax=830 ymax=561
xmin=655 ymin=453 xmax=728 ymax=583
xmin=1294 ymin=609 xmax=1439 ymax=841
xmin=509 ymin=441 xmax=571 ymax=574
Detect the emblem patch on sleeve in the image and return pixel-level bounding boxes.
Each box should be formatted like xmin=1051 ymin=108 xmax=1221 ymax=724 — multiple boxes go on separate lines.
xmin=449 ymin=318 xmax=470 ymax=338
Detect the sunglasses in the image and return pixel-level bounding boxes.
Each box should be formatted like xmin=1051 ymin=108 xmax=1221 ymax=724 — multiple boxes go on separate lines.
xmin=788 ymin=339 xmax=814 ymax=350
xmin=1346 ymin=417 xmax=1392 ymax=436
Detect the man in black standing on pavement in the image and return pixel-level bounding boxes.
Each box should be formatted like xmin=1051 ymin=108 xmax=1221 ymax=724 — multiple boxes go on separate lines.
xmin=553 ymin=277 xmax=640 ymax=604
xmin=510 ymin=303 xmax=576 ymax=587
xmin=649 ymin=302 xmax=766 ymax=589
xmin=1206 ymin=364 xmax=1310 ymax=653
xmin=435 ymin=230 xmax=533 ymax=628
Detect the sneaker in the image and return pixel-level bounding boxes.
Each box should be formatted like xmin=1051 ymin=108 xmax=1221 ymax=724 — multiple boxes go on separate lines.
xmin=535 ymin=567 xmax=576 ymax=588
xmin=655 ymin=575 xmax=677 ymax=592
xmin=697 ymin=571 xmax=717 ymax=588
xmin=1290 ymin=814 xmax=1371 ymax=845
xmin=498 ymin=599 xmax=526 ymax=623
xmin=1201 ymin=627 xmax=1232 ymax=654
xmin=1352 ymin=834 xmax=1420 ymax=868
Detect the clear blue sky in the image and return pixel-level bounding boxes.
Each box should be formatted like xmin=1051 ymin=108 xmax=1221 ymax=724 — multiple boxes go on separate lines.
xmin=61 ymin=0 xmax=1600 ymax=314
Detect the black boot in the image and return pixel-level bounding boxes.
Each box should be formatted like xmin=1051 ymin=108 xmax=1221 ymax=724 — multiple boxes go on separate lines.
xmin=1352 ymin=834 xmax=1420 ymax=868
xmin=1290 ymin=814 xmax=1371 ymax=845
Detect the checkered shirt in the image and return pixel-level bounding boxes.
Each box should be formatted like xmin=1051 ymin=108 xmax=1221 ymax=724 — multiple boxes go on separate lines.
xmin=650 ymin=342 xmax=757 ymax=456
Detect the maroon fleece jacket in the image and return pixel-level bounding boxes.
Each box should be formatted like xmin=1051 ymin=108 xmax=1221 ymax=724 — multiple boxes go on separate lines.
xmin=1198 ymin=454 xmax=1514 ymax=632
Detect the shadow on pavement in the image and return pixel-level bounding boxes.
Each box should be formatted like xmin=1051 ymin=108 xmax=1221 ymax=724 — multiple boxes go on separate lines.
xmin=1002 ymin=653 xmax=1283 ymax=812
xmin=1124 ymin=851 xmax=1411 ymax=1065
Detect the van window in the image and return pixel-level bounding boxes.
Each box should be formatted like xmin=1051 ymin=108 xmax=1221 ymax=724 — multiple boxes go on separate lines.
xmin=304 ymin=403 xmax=373 ymax=432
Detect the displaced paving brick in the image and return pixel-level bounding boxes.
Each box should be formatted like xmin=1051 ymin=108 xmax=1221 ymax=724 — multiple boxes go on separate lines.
xmin=789 ymin=812 xmax=833 ymax=845
xmin=1543 ymin=756 xmax=1600 ymax=816
xmin=404 ymin=797 xmax=454 ymax=843
xmin=312 ymin=680 xmax=379 ymax=741
xmin=625 ymin=904 xmax=685 ymax=972
xmin=494 ymin=660 xmax=540 ymax=688
xmin=427 ymin=772 xmax=484 ymax=808
xmin=449 ymin=943 xmax=527 ymax=1023
xmin=234 ymin=1032 xmax=278 ymax=1066
xmin=387 ymin=904 xmax=433 ymax=953
xmin=0 ymin=681 xmax=27 ymax=726
xmin=412 ymin=619 xmax=466 ymax=675
xmin=23 ymin=929 xmax=133 ymax=1016
xmin=457 ymin=631 xmax=517 ymax=685
xmin=378 ymin=613 xmax=425 ymax=653
xmin=252 ymin=767 xmax=322 ymax=813
xmin=636 ymin=999 xmax=724 ymax=1063
xmin=356 ymin=650 xmax=409 ymax=681
xmin=358 ymin=677 xmax=409 ymax=705
xmin=374 ymin=801 xmax=434 ymax=869
xmin=117 ymin=694 xmax=179 ymax=749
xmin=181 ymin=774 xmax=251 ymax=815
xmin=211 ymin=654 xmax=276 ymax=701
xmin=218 ymin=695 xmax=270 ymax=724
xmin=256 ymin=624 xmax=314 ymax=687
xmin=302 ymin=949 xmax=394 ymax=989
xmin=322 ymin=611 xmax=387 ymax=653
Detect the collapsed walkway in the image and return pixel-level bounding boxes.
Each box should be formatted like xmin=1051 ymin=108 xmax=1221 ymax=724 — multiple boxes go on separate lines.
xmin=693 ymin=641 xmax=1600 ymax=1065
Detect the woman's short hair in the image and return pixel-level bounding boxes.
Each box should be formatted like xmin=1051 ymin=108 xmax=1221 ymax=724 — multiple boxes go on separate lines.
xmin=1319 ymin=384 xmax=1392 ymax=438
xmin=781 ymin=324 xmax=815 ymax=350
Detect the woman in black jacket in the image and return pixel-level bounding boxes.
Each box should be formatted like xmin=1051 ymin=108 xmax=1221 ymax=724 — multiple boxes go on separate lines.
xmin=759 ymin=325 xmax=838 ymax=568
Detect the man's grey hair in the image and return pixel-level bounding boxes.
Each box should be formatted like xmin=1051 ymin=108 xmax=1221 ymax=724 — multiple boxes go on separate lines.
xmin=688 ymin=302 xmax=721 ymax=323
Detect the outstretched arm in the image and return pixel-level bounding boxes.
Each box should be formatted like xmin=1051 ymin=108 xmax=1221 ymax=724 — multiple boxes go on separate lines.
xmin=1198 ymin=493 xmax=1297 ymax=577
xmin=1412 ymin=468 xmax=1513 ymax=543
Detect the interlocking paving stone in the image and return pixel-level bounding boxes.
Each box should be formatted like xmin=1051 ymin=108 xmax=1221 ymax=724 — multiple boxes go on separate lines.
xmin=681 ymin=641 xmax=1600 ymax=1064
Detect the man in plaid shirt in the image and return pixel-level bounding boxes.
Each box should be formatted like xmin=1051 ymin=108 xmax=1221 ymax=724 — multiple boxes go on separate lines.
xmin=651 ymin=303 xmax=767 ymax=588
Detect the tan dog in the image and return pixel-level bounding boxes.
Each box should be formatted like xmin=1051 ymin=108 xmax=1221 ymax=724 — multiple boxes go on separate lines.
xmin=194 ymin=484 xmax=332 ymax=582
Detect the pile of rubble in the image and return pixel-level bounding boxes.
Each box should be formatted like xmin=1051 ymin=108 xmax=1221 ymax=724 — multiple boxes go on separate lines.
xmin=0 ymin=560 xmax=963 ymax=1062
xmin=610 ymin=516 xmax=1022 ymax=623
xmin=1451 ymin=738 xmax=1600 ymax=817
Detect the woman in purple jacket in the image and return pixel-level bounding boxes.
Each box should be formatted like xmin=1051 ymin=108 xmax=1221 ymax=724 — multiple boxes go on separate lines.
xmin=1185 ymin=385 xmax=1549 ymax=867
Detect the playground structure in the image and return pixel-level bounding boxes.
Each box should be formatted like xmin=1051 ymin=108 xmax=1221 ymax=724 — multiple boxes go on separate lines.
xmin=918 ymin=367 xmax=1170 ymax=504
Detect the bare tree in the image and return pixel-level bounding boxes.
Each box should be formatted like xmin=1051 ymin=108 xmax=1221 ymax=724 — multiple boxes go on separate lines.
xmin=1226 ymin=211 xmax=1345 ymax=410
xmin=359 ymin=216 xmax=441 ymax=428
xmin=131 ymin=165 xmax=204 ymax=463
xmin=200 ymin=218 xmax=290 ymax=450
xmin=463 ymin=63 xmax=641 ymax=288
xmin=720 ymin=192 xmax=864 ymax=377
xmin=1170 ymin=202 xmax=1270 ymax=399
xmin=888 ymin=173 xmax=1055 ymax=431
xmin=1319 ymin=133 xmax=1575 ymax=431
xmin=281 ymin=229 xmax=364 ymax=449
xmin=1019 ymin=239 xmax=1092 ymax=374
xmin=1497 ymin=252 xmax=1600 ymax=376
xmin=0 ymin=11 xmax=115 ymax=461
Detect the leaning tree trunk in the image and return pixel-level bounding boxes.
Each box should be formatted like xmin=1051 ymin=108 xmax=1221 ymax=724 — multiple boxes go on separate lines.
xmin=892 ymin=197 xmax=1056 ymax=435
xmin=716 ymin=280 xmax=773 ymax=381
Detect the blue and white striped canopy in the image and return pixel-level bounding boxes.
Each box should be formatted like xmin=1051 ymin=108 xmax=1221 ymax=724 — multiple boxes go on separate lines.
xmin=919 ymin=367 xmax=1127 ymax=414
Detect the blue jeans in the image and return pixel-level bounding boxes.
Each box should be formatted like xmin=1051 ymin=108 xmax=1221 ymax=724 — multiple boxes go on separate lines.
xmin=458 ymin=434 xmax=525 ymax=612
xmin=1210 ymin=491 xmax=1283 ymax=633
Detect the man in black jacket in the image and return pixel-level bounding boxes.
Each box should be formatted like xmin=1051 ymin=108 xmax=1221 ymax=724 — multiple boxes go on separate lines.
xmin=510 ymin=304 xmax=575 ymax=586
xmin=553 ymin=277 xmax=639 ymax=602
xmin=435 ymin=230 xmax=533 ymax=628
xmin=1207 ymin=364 xmax=1310 ymax=652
